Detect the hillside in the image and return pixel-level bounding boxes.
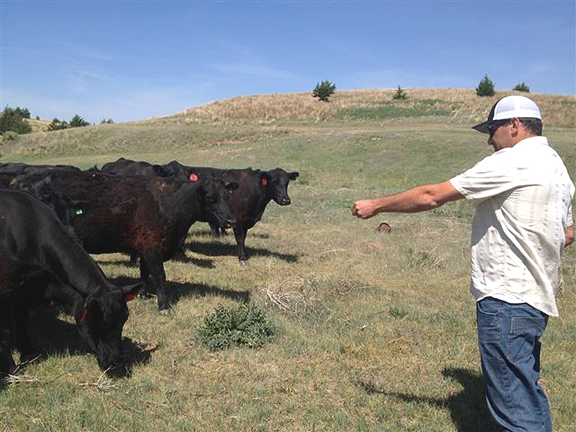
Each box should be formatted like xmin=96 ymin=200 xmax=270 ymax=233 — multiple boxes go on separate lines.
xmin=2 ymin=88 xmax=574 ymax=164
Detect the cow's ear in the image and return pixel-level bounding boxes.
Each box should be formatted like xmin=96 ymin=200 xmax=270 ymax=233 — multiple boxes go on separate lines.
xmin=81 ymin=296 xmax=103 ymax=324
xmin=225 ymin=181 xmax=239 ymax=192
xmin=121 ymin=282 xmax=143 ymax=302
xmin=288 ymin=172 xmax=299 ymax=180
xmin=260 ymin=172 xmax=270 ymax=186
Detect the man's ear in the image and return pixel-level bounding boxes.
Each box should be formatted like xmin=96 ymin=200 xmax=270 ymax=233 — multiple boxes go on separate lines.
xmin=510 ymin=117 xmax=522 ymax=135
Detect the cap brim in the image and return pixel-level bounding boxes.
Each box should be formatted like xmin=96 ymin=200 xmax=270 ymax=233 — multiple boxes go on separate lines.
xmin=472 ymin=121 xmax=489 ymax=134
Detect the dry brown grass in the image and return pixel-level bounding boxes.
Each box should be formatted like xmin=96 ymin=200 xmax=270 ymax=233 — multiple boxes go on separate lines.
xmin=175 ymin=88 xmax=576 ymax=128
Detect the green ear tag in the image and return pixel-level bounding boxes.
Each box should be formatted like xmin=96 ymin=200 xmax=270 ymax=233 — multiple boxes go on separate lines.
xmin=75 ymin=208 xmax=83 ymax=216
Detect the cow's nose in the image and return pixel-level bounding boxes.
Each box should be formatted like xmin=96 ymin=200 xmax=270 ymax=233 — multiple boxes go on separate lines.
xmin=282 ymin=198 xmax=291 ymax=205
xmin=226 ymin=218 xmax=236 ymax=227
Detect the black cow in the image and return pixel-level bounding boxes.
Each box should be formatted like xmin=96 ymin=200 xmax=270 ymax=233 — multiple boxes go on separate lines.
xmin=0 ymin=189 xmax=141 ymax=375
xmin=101 ymin=159 xmax=299 ymax=264
xmin=101 ymin=157 xmax=172 ymax=178
xmin=163 ymin=162 xmax=299 ymax=265
xmin=13 ymin=169 xmax=238 ymax=312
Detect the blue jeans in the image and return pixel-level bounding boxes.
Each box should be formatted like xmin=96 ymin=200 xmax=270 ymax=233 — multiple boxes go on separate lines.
xmin=477 ymin=297 xmax=551 ymax=432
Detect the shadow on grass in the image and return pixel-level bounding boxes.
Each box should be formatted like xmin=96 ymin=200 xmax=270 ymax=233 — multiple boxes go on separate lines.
xmin=189 ymin=228 xmax=270 ymax=240
xmin=11 ymin=304 xmax=153 ymax=379
xmin=110 ymin=276 xmax=251 ymax=307
xmin=185 ymin=240 xmax=299 ymax=263
xmin=357 ymin=367 xmax=498 ymax=432
xmin=97 ymin=254 xmax=216 ymax=269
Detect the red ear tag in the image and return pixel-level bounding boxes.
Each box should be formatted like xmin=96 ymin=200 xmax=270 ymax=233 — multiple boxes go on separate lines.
xmin=80 ymin=303 xmax=88 ymax=323
xmin=189 ymin=173 xmax=199 ymax=182
xmin=125 ymin=293 xmax=136 ymax=302
xmin=261 ymin=178 xmax=267 ymax=186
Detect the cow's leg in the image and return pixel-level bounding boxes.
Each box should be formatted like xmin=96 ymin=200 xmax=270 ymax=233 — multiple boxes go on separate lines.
xmin=0 ymin=300 xmax=17 ymax=375
xmin=171 ymin=234 xmax=188 ymax=262
xmin=137 ymin=254 xmax=155 ymax=299
xmin=209 ymin=222 xmax=220 ymax=237
xmin=140 ymin=251 xmax=170 ymax=313
xmin=233 ymin=224 xmax=249 ymax=265
xmin=129 ymin=253 xmax=139 ymax=266
xmin=12 ymin=300 xmax=37 ymax=363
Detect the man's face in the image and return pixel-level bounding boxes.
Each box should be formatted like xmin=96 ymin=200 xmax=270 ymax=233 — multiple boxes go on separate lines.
xmin=487 ymin=119 xmax=512 ymax=152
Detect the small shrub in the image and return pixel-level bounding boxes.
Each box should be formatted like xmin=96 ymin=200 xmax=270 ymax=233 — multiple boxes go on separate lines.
xmin=389 ymin=306 xmax=409 ymax=319
xmin=313 ymin=80 xmax=336 ymax=102
xmin=513 ymin=82 xmax=530 ymax=92
xmin=48 ymin=118 xmax=69 ymax=131
xmin=476 ymin=74 xmax=495 ymax=97
xmin=69 ymin=114 xmax=90 ymax=128
xmin=197 ymin=303 xmax=275 ymax=351
xmin=1 ymin=130 xmax=18 ymax=142
xmin=392 ymin=85 xmax=407 ymax=100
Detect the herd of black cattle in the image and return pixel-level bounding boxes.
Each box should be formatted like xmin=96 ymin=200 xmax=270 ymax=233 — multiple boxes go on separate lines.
xmin=0 ymin=158 xmax=299 ymax=376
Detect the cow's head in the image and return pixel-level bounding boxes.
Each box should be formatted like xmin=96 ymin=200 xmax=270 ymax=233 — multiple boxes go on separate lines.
xmin=262 ymin=168 xmax=299 ymax=206
xmin=75 ymin=283 xmax=141 ymax=370
xmin=195 ymin=177 xmax=238 ymax=228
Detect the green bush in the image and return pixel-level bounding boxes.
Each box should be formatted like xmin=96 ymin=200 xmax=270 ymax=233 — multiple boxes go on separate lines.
xmin=476 ymin=74 xmax=495 ymax=97
xmin=0 ymin=106 xmax=32 ymax=134
xmin=48 ymin=118 xmax=69 ymax=131
xmin=69 ymin=114 xmax=90 ymax=128
xmin=197 ymin=303 xmax=275 ymax=351
xmin=313 ymin=80 xmax=336 ymax=102
xmin=393 ymin=85 xmax=408 ymax=100
xmin=513 ymin=82 xmax=530 ymax=92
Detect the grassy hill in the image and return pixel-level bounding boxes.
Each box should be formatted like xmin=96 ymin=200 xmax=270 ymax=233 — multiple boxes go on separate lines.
xmin=1 ymin=88 xmax=575 ymax=431
xmin=3 ymin=88 xmax=575 ymax=165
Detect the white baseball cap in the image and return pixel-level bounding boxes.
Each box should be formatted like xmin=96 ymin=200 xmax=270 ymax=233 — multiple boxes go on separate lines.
xmin=472 ymin=95 xmax=541 ymax=134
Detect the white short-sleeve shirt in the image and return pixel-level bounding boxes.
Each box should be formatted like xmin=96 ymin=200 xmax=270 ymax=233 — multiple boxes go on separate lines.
xmin=450 ymin=136 xmax=574 ymax=316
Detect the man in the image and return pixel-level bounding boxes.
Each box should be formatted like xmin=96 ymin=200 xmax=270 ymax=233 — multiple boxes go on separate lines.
xmin=351 ymin=95 xmax=574 ymax=431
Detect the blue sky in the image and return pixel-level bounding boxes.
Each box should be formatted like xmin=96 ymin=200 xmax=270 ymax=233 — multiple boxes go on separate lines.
xmin=1 ymin=1 xmax=575 ymax=124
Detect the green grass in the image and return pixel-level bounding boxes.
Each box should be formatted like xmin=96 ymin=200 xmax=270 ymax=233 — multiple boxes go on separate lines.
xmin=1 ymin=92 xmax=575 ymax=431
xmin=340 ymin=99 xmax=454 ymax=120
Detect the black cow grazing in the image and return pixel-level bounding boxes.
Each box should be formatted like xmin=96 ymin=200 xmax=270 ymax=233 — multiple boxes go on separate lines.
xmin=0 ymin=189 xmax=141 ymax=375
xmin=13 ymin=170 xmax=238 ymax=312
xmin=163 ymin=162 xmax=299 ymax=265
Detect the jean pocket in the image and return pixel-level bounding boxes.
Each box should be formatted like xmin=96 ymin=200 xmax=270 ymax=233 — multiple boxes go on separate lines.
xmin=508 ymin=316 xmax=546 ymax=363
xmin=477 ymin=299 xmax=499 ymax=328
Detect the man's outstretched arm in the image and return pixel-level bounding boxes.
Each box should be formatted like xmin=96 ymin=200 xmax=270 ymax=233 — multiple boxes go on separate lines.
xmin=351 ymin=180 xmax=464 ymax=219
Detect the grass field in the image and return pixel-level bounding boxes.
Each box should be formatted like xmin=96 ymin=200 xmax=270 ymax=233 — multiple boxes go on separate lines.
xmin=1 ymin=89 xmax=575 ymax=431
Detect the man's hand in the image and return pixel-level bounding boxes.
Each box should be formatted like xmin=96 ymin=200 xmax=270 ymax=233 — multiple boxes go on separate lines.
xmin=351 ymin=199 xmax=377 ymax=219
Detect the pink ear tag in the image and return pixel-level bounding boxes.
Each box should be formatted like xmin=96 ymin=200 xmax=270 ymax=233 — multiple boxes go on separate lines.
xmin=261 ymin=177 xmax=267 ymax=186
xmin=189 ymin=173 xmax=199 ymax=182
